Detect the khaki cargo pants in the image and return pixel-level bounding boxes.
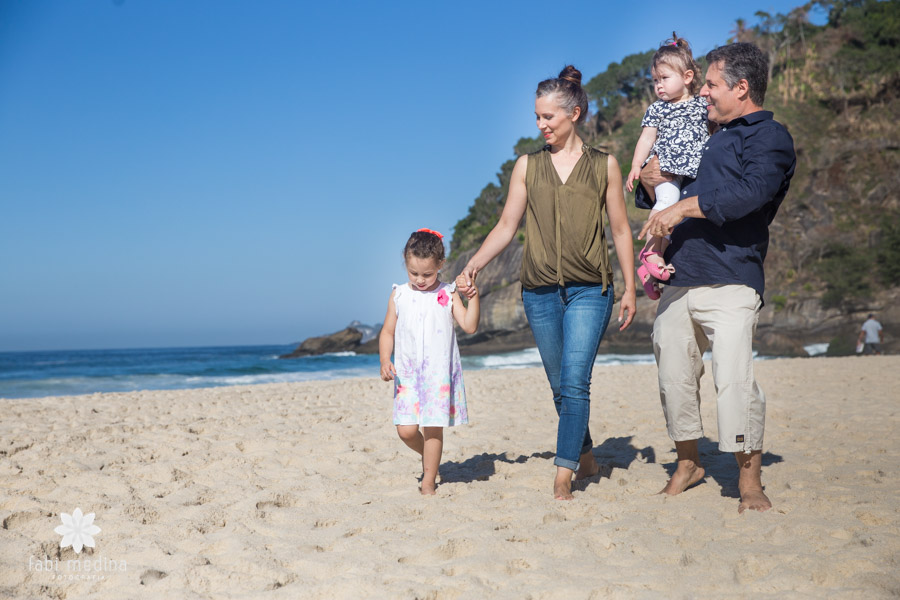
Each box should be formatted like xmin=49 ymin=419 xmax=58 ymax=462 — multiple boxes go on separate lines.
xmin=651 ymin=284 xmax=765 ymax=453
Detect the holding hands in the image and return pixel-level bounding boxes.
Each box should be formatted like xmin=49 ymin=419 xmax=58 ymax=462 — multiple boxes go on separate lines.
xmin=456 ymin=266 xmax=478 ymax=299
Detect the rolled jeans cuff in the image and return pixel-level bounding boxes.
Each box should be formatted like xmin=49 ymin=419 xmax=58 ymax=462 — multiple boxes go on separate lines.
xmin=554 ymin=456 xmax=580 ymax=471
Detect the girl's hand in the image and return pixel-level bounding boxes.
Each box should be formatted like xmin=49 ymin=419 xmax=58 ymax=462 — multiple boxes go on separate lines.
xmin=456 ymin=265 xmax=478 ymax=299
xmin=380 ymin=361 xmax=396 ymax=382
xmin=625 ymin=166 xmax=642 ymax=193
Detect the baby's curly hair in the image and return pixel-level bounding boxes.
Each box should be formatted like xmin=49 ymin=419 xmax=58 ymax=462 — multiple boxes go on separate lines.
xmin=403 ymin=230 xmax=445 ymax=263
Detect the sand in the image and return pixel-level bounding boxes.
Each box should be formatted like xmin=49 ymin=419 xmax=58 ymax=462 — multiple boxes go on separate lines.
xmin=1 ymin=356 xmax=898 ymax=599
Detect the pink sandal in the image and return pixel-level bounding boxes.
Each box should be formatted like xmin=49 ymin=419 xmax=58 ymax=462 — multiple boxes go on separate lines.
xmin=637 ymin=265 xmax=661 ymax=300
xmin=639 ymin=247 xmax=675 ymax=282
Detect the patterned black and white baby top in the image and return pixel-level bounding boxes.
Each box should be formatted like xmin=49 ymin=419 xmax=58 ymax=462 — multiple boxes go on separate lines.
xmin=641 ymin=96 xmax=709 ymax=178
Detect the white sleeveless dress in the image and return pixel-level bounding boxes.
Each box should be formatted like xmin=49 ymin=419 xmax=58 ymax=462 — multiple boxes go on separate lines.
xmin=391 ymin=281 xmax=468 ymax=427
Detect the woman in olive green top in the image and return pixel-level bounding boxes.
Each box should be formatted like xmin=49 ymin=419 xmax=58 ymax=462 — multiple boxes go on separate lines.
xmin=457 ymin=65 xmax=636 ymax=500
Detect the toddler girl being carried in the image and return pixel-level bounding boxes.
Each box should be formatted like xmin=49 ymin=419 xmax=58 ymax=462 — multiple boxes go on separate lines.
xmin=379 ymin=228 xmax=480 ymax=495
xmin=626 ymin=32 xmax=709 ymax=299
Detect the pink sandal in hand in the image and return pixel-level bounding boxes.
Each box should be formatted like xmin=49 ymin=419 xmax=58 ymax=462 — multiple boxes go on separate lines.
xmin=639 ymin=247 xmax=675 ymax=282
xmin=637 ymin=265 xmax=661 ymax=300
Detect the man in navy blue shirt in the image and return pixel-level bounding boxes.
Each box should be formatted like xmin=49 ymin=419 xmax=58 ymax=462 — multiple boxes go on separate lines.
xmin=638 ymin=43 xmax=795 ymax=513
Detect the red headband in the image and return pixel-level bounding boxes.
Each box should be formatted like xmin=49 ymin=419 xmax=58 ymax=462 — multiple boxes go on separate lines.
xmin=416 ymin=228 xmax=443 ymax=239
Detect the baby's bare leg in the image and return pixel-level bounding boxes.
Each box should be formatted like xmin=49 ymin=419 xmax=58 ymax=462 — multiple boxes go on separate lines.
xmin=421 ymin=427 xmax=443 ymax=495
xmin=396 ymin=425 xmax=424 ymax=456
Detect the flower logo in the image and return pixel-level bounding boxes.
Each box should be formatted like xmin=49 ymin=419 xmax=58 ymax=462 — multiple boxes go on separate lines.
xmin=437 ymin=290 xmax=449 ymax=307
xmin=54 ymin=508 xmax=101 ymax=554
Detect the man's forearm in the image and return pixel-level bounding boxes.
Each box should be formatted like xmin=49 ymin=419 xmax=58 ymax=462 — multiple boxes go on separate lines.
xmin=676 ymin=197 xmax=705 ymax=219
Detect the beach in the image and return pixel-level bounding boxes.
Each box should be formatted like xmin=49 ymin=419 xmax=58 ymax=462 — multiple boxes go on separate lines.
xmin=1 ymin=355 xmax=898 ymax=599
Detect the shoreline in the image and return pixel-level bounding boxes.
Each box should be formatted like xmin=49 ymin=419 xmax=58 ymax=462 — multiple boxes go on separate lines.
xmin=2 ymin=356 xmax=898 ymax=598
xmin=2 ymin=348 xmax=841 ymax=401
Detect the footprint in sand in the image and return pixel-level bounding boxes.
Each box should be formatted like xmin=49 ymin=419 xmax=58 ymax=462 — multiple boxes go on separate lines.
xmin=140 ymin=569 xmax=168 ymax=585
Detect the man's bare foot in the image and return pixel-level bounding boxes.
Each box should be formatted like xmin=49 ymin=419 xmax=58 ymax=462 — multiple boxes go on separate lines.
xmin=659 ymin=463 xmax=705 ymax=495
xmin=575 ymin=452 xmax=599 ymax=480
xmin=735 ymin=450 xmax=770 ymax=513
xmin=420 ymin=480 xmax=436 ymax=496
xmin=738 ymin=487 xmax=770 ymax=513
xmin=554 ymin=468 xmax=574 ymax=500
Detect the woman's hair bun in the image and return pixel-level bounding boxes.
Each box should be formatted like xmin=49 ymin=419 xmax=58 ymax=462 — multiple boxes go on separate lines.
xmin=558 ymin=65 xmax=582 ymax=86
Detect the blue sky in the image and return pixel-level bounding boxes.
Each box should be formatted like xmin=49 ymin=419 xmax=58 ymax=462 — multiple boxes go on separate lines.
xmin=0 ymin=0 xmax=820 ymax=351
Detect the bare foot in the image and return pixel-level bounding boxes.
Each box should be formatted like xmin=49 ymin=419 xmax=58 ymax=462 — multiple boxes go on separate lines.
xmin=735 ymin=450 xmax=770 ymax=513
xmin=738 ymin=488 xmax=770 ymax=513
xmin=575 ymin=452 xmax=599 ymax=480
xmin=659 ymin=463 xmax=705 ymax=495
xmin=554 ymin=468 xmax=574 ymax=500
xmin=420 ymin=480 xmax=436 ymax=496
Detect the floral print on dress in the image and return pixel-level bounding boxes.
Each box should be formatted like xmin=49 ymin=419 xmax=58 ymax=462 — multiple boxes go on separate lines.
xmin=390 ymin=281 xmax=468 ymax=427
xmin=641 ymin=96 xmax=709 ymax=178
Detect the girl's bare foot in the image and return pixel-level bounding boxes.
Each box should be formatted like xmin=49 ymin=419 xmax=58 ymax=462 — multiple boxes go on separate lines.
xmin=420 ymin=481 xmax=436 ymax=496
xmin=554 ymin=467 xmax=574 ymax=500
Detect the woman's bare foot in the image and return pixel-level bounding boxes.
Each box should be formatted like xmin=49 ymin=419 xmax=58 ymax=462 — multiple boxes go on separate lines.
xmin=660 ymin=462 xmax=705 ymax=495
xmin=575 ymin=451 xmax=599 ymax=480
xmin=420 ymin=480 xmax=436 ymax=496
xmin=554 ymin=468 xmax=574 ymax=500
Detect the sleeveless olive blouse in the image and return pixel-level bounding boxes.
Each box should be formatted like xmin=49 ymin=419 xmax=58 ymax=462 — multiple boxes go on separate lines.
xmin=520 ymin=145 xmax=612 ymax=290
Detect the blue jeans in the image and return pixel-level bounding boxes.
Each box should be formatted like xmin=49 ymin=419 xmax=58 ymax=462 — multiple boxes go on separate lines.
xmin=522 ymin=282 xmax=614 ymax=471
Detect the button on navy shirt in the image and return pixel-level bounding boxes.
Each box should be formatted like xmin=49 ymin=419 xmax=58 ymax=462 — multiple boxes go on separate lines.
xmin=664 ymin=110 xmax=796 ymax=300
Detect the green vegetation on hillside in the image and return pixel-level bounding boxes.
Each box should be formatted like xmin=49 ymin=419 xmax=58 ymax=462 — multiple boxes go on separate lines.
xmin=450 ymin=0 xmax=900 ymax=310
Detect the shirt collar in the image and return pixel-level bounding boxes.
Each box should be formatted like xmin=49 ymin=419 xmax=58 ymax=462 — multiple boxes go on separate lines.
xmin=724 ymin=110 xmax=773 ymax=128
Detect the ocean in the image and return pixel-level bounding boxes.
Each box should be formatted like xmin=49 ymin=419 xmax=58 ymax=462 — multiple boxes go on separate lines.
xmin=0 ymin=345 xmax=658 ymax=400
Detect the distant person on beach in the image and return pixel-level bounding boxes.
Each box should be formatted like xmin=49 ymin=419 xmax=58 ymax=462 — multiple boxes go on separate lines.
xmin=626 ymin=32 xmax=709 ymax=300
xmin=456 ymin=66 xmax=637 ymax=500
xmin=858 ymin=314 xmax=884 ymax=355
xmin=638 ymin=42 xmax=796 ymax=513
xmin=379 ymin=228 xmax=480 ymax=495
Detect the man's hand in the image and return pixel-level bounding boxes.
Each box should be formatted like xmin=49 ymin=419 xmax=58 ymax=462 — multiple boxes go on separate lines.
xmin=638 ymin=156 xmax=674 ymax=200
xmin=639 ymin=196 xmax=704 ymax=240
xmin=639 ymin=203 xmax=684 ymax=240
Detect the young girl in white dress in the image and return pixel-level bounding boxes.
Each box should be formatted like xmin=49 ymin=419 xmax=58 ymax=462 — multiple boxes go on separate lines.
xmin=626 ymin=33 xmax=709 ymax=299
xmin=379 ymin=228 xmax=480 ymax=495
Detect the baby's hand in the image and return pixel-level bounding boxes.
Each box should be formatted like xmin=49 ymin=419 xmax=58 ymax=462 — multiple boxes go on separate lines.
xmin=380 ymin=361 xmax=396 ymax=382
xmin=625 ymin=166 xmax=642 ymax=193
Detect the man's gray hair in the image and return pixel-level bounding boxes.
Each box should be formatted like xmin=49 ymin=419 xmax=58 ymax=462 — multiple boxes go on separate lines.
xmin=706 ymin=43 xmax=769 ymax=106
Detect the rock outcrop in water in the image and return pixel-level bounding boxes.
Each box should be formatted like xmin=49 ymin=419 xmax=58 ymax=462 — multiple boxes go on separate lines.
xmin=279 ymin=327 xmax=364 ymax=358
